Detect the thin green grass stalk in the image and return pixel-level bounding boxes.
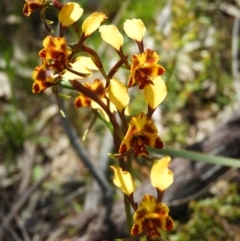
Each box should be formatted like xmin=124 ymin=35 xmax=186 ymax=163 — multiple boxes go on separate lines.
xmin=124 ymin=194 xmax=133 ymax=233
xmin=149 ymin=147 xmax=240 ymax=168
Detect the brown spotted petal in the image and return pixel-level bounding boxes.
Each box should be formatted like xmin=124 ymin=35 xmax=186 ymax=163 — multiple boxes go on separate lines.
xmin=39 ymin=36 xmax=71 ymax=72
xmin=131 ymin=194 xmax=174 ymax=240
xmin=74 ymin=94 xmax=91 ymax=107
xmin=74 ymin=79 xmax=105 ymax=108
xmin=39 ymin=36 xmax=71 ymax=59
xmin=31 ymin=63 xmax=55 ymax=93
xmin=32 ymin=81 xmax=53 ymax=93
xmin=131 ymin=136 xmax=149 ymax=157
xmin=128 ymin=49 xmax=165 ymax=89
xmin=23 ymin=0 xmax=44 ymax=16
xmin=119 ymin=112 xmax=163 ymax=157
xmin=87 ymin=79 xmax=105 ymax=97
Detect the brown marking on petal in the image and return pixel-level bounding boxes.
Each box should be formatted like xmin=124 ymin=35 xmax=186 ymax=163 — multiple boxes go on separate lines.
xmin=154 ymin=217 xmax=162 ymax=229
xmin=159 ymin=209 xmax=167 ymax=216
xmin=166 ymin=216 xmax=174 ymax=231
xmin=140 ymin=135 xmax=150 ymax=146
xmin=32 ymin=81 xmax=52 ymax=93
xmin=23 ymin=4 xmax=32 ymax=16
xmin=132 ymin=54 xmax=141 ymax=69
xmin=138 ymin=76 xmax=153 ymax=89
xmin=47 ymin=36 xmax=57 ymax=49
xmin=137 ymin=112 xmax=145 ymax=120
xmin=131 ymin=224 xmax=140 ymax=236
xmin=129 ymin=136 xmax=136 ymax=148
xmin=92 ymin=79 xmax=105 ymax=96
xmin=133 ymin=143 xmax=148 ymax=157
xmin=48 ymin=51 xmax=63 ymax=60
xmin=157 ymin=66 xmax=165 ymax=75
xmin=135 ymin=208 xmax=148 ymax=221
xmin=39 ymin=49 xmax=47 ymax=59
xmin=74 ymin=96 xmax=91 ymax=107
xmin=56 ymin=53 xmax=65 ymax=62
xmin=51 ymin=61 xmax=65 ymax=72
xmin=127 ymin=125 xmax=138 ymax=138
xmin=148 ymin=219 xmax=155 ymax=229
xmin=23 ymin=3 xmax=43 ymax=16
xmin=119 ymin=143 xmax=128 ymax=154
xmin=144 ymin=122 xmax=156 ymax=134
xmin=155 ymin=205 xmax=166 ymax=215
xmin=154 ymin=137 xmax=164 ymax=149
xmin=35 ymin=68 xmax=47 ymax=81
xmin=137 ymin=137 xmax=144 ymax=146
xmin=142 ymin=67 xmax=155 ymax=76
xmin=139 ymin=70 xmax=146 ymax=78
xmin=74 ymin=98 xmax=82 ymax=107
xmin=146 ymin=227 xmax=160 ymax=240
xmin=32 ymin=82 xmax=41 ymax=93
xmin=127 ymin=76 xmax=134 ymax=88
xmin=145 ymin=49 xmax=158 ymax=64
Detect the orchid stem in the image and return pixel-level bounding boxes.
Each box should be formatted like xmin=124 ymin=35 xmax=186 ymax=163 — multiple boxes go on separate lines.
xmin=124 ymin=194 xmax=133 ymax=233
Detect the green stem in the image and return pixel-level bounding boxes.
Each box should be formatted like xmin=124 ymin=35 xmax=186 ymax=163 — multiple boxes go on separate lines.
xmin=124 ymin=195 xmax=133 ymax=233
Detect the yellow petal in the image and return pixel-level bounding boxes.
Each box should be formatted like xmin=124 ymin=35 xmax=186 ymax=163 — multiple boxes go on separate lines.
xmin=82 ymin=12 xmax=107 ymax=36
xmin=58 ymin=2 xmax=83 ymax=27
xmin=150 ymin=156 xmax=173 ymax=191
xmin=62 ymin=56 xmax=98 ymax=80
xmin=106 ymin=79 xmax=130 ymax=111
xmin=123 ymin=19 xmax=146 ymax=41
xmin=99 ymin=25 xmax=123 ymax=50
xmin=110 ymin=166 xmax=136 ymax=196
xmin=124 ymin=105 xmax=130 ymax=116
xmin=144 ymin=76 xmax=167 ymax=110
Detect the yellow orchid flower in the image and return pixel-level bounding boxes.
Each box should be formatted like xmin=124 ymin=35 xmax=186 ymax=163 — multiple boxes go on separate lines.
xmin=58 ymin=2 xmax=83 ymax=27
xmin=23 ymin=0 xmax=45 ymax=16
xmin=119 ymin=112 xmax=164 ymax=157
xmin=32 ymin=62 xmax=55 ymax=93
xmin=110 ymin=166 xmax=136 ymax=196
xmin=39 ymin=35 xmax=71 ymax=72
xmin=74 ymin=79 xmax=117 ymax=121
xmin=128 ymin=49 xmax=165 ymax=89
xmin=150 ymin=156 xmax=173 ymax=192
xmin=74 ymin=79 xmax=105 ymax=107
xmin=131 ymin=194 xmax=174 ymax=240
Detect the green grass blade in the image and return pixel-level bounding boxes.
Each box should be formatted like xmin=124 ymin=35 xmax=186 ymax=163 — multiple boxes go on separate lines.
xmin=149 ymin=147 xmax=240 ymax=168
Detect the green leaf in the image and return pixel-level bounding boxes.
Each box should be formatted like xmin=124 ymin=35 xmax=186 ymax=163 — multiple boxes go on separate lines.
xmin=59 ymin=78 xmax=75 ymax=90
xmin=149 ymin=147 xmax=240 ymax=168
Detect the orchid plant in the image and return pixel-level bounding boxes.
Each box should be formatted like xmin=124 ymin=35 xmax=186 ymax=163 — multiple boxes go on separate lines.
xmin=23 ymin=1 xmax=174 ymax=240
